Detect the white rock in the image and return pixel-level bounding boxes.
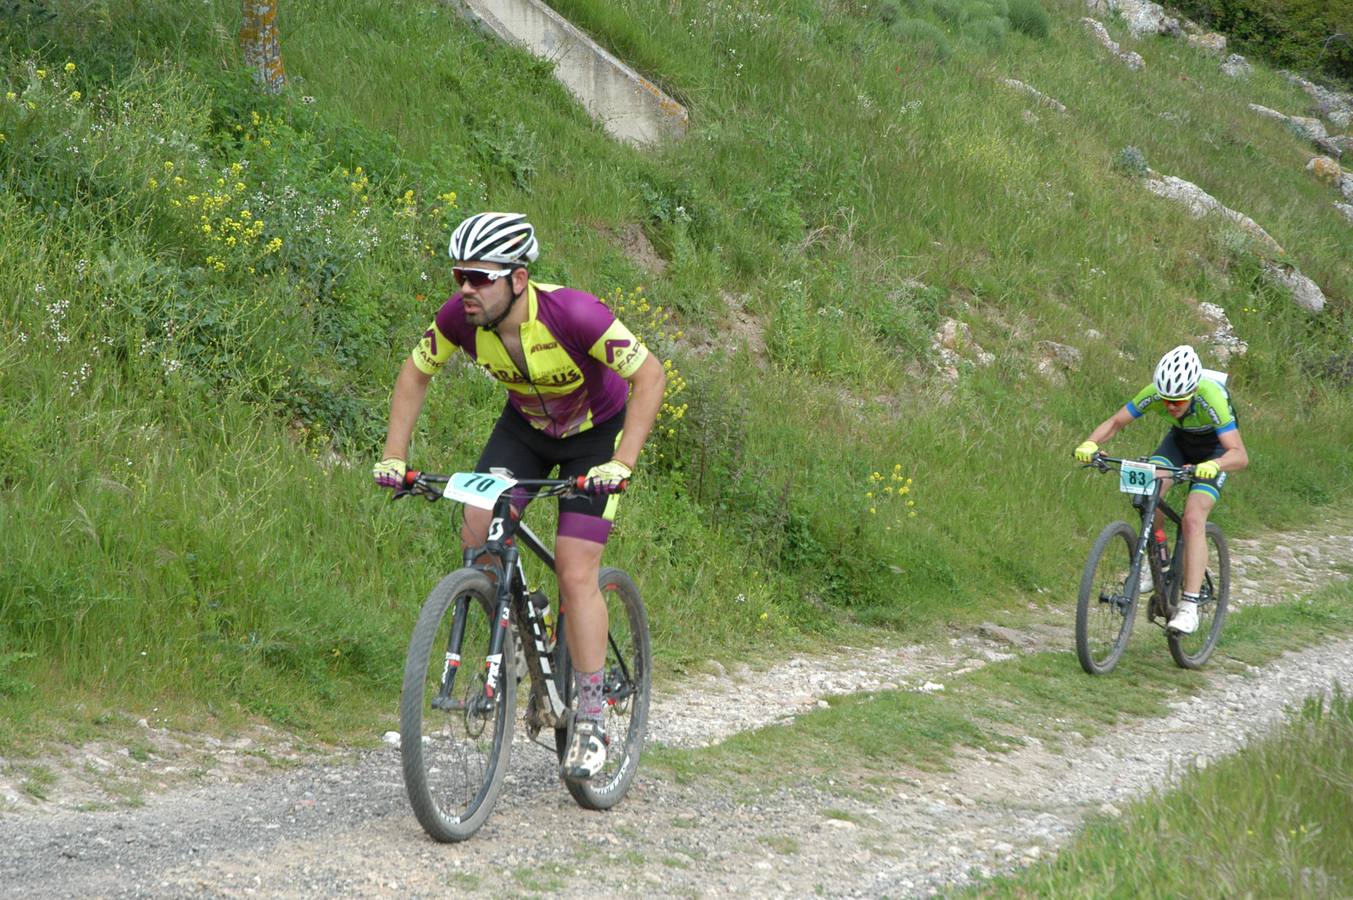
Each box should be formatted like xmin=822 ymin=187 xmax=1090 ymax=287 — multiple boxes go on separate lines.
xmin=1261 ymin=262 xmax=1327 ymax=314
xmin=1089 ymin=0 xmax=1177 ymax=37
xmin=1082 ymin=18 xmax=1146 ymax=70
xmin=1186 ymin=32 xmax=1226 ymax=55
xmin=1001 ymin=78 xmax=1068 ymax=113
xmin=1143 ymin=175 xmax=1283 ymax=253
xmin=381 ymin=731 xmax=400 ymax=748
xmin=1220 ymin=54 xmax=1251 ymax=78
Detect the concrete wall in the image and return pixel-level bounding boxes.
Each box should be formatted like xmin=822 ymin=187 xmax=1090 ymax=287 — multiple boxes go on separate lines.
xmin=451 ymin=0 xmax=688 ymax=147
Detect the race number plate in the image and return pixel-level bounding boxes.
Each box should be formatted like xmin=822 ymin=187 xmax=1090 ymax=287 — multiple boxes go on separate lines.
xmin=443 ymin=471 xmax=517 ymax=509
xmin=1119 ymin=459 xmax=1155 ymax=496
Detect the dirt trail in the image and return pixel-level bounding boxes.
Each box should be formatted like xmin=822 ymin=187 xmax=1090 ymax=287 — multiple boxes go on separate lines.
xmin=2 ymin=521 xmax=1351 ymax=898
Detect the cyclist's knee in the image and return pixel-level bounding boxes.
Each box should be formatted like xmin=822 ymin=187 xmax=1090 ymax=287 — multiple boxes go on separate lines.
xmin=556 ymin=561 xmax=597 ymax=597
xmin=460 ymin=507 xmax=491 ymax=547
xmin=1180 ymin=506 xmax=1208 ymax=538
xmin=555 ymin=545 xmax=602 ymax=599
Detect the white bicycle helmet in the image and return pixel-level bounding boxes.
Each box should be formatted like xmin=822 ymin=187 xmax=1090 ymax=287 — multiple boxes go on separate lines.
xmin=1153 ymin=345 xmax=1202 ymax=399
xmin=448 ymin=212 xmax=539 ymax=265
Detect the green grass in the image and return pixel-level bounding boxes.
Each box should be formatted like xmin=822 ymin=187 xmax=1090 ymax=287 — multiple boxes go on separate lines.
xmin=961 ymin=684 xmax=1353 ymax=898
xmin=648 ymin=582 xmax=1353 ymax=787
xmin=1 ymin=0 xmax=1351 ymax=747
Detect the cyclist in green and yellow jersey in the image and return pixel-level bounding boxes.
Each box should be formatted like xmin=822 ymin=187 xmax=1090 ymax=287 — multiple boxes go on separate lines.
xmin=1074 ymin=345 xmax=1249 ymax=635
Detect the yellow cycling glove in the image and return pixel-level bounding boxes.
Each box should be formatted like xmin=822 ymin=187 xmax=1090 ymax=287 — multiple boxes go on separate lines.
xmin=1193 ymin=460 xmax=1220 ymax=480
xmin=1074 ymin=440 xmax=1099 ymax=463
xmin=584 ymin=459 xmax=632 ymax=493
xmin=373 ymin=456 xmax=407 ymax=490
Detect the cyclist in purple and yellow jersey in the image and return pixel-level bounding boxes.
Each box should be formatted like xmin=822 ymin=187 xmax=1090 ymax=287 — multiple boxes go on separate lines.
xmin=1073 ymin=345 xmax=1249 ymax=635
xmin=373 ymin=212 xmax=666 ymax=782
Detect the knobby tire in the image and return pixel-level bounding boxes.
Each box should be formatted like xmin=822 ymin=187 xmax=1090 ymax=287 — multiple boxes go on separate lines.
xmin=400 ymin=569 xmax=516 ymax=842
xmin=553 ymin=567 xmax=651 ymax=810
xmin=1167 ymin=523 xmax=1230 ymax=669
xmin=1076 ymin=521 xmax=1140 ymax=675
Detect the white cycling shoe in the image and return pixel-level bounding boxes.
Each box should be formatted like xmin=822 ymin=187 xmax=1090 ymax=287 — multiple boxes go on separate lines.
xmin=562 ymin=719 xmax=608 ymax=782
xmin=1168 ymin=600 xmax=1199 ymax=635
xmin=1138 ymin=569 xmax=1153 ymax=594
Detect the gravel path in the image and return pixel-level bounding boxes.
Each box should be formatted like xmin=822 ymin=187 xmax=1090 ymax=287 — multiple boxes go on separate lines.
xmin=2 ymin=521 xmax=1350 ymax=899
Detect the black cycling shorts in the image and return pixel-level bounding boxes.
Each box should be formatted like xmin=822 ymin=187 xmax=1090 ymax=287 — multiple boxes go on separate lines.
xmin=475 ymin=403 xmax=625 ymax=544
xmin=1150 ymin=428 xmax=1227 ymax=502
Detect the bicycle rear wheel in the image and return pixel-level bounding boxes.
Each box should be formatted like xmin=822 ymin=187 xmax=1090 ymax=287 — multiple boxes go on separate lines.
xmin=554 ymin=566 xmax=651 ymax=810
xmin=400 ymin=569 xmax=516 ymax=842
xmin=1168 ymin=523 xmax=1230 ymax=669
xmin=1076 ymin=521 xmax=1140 ymax=675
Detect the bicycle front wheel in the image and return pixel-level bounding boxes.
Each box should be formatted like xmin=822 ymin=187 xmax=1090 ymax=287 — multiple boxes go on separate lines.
xmin=1168 ymin=523 xmax=1230 ymax=669
xmin=400 ymin=569 xmax=516 ymax=842
xmin=554 ymin=566 xmax=651 ymax=810
xmin=1076 ymin=521 xmax=1140 ymax=675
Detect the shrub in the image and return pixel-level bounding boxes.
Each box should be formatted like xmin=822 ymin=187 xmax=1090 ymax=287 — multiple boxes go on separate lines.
xmin=1112 ymin=145 xmax=1151 ymax=177
xmin=1172 ymin=0 xmax=1353 ymax=85
xmin=1008 ymin=0 xmax=1052 ymax=38
xmin=964 ymin=15 xmax=1009 ymax=48
xmin=892 ymin=17 xmax=953 ymax=62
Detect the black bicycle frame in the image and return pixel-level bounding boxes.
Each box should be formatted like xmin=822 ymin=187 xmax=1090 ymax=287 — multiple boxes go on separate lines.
xmin=405 ymin=471 xmax=636 ymax=731
xmin=1130 ymin=477 xmax=1181 ymax=592
xmin=435 ymin=484 xmax=566 ymax=723
xmin=1094 ymin=456 xmax=1199 ymax=615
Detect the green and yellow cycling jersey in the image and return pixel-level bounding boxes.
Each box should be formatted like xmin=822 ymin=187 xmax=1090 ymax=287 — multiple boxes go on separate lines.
xmin=1126 ymin=377 xmax=1238 ymax=438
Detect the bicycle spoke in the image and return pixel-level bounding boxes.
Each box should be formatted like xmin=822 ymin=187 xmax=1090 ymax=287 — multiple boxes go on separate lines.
xmin=1077 ymin=522 xmax=1139 ymax=675
xmin=400 ymin=570 xmax=515 ymax=842
xmin=1169 ymin=524 xmax=1230 ymax=669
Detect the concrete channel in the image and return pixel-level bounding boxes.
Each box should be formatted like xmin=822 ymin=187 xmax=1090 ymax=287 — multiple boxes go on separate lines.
xmin=450 ymin=0 xmax=689 ymax=147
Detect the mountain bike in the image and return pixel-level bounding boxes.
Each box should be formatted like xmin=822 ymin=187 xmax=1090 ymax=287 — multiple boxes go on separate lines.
xmin=1076 ymin=454 xmax=1230 ymax=675
xmin=394 ymin=469 xmax=651 ymax=842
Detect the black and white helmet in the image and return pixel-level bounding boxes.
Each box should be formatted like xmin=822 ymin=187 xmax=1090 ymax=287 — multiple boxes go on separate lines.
xmin=1153 ymin=345 xmax=1202 ymax=399
xmin=448 ymin=212 xmax=539 ymax=266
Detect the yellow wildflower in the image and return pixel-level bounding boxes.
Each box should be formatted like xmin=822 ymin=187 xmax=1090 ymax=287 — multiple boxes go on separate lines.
xmin=69 ymin=90 xmax=81 ymax=101
xmin=64 ymin=62 xmax=76 ymax=73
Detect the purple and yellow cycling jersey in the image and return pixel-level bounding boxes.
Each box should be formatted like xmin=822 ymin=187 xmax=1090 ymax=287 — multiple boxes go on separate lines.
xmin=411 ymin=282 xmax=649 ymax=438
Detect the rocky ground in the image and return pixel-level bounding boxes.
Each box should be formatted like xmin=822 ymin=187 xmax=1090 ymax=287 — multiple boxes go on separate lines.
xmin=2 ymin=520 xmax=1351 ymax=899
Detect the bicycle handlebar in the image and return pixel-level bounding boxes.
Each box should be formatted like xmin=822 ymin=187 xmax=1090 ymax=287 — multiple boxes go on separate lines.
xmin=1083 ymin=453 xmax=1201 ymax=481
xmin=392 ymin=470 xmax=628 ymax=502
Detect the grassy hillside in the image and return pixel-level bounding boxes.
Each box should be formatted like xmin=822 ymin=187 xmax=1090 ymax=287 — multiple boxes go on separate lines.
xmin=2 ymin=0 xmax=1351 ymax=739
